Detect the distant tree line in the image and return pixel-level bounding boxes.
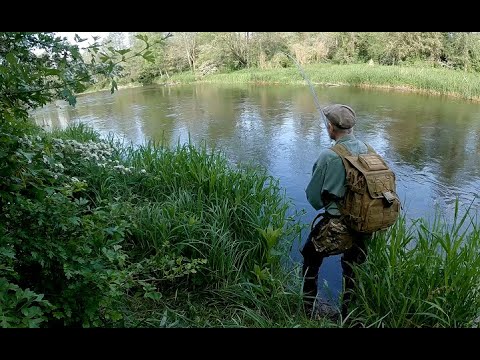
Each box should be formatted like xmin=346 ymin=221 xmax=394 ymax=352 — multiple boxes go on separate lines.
xmin=91 ymin=32 xmax=480 ymax=85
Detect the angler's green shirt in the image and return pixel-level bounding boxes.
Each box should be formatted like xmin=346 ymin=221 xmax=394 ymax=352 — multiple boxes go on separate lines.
xmin=305 ymin=134 xmax=369 ymax=215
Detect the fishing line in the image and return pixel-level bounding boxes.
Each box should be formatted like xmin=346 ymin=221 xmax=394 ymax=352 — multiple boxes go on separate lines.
xmin=283 ymin=52 xmax=329 ymax=132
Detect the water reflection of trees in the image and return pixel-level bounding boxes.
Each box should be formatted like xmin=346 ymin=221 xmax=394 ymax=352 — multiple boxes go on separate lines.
xmin=31 ymin=101 xmax=72 ymax=130
xmin=32 ymin=84 xmax=480 ymax=216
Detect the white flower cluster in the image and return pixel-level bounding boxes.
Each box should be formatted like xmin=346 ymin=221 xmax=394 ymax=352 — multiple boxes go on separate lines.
xmin=113 ymin=164 xmax=134 ymax=175
xmin=18 ymin=135 xmax=148 ymax=176
xmin=473 ymin=315 xmax=480 ymax=328
xmin=18 ymin=135 xmax=34 ymax=147
xmin=52 ymin=138 xmax=115 ymax=165
xmin=64 ymin=176 xmax=88 ymax=189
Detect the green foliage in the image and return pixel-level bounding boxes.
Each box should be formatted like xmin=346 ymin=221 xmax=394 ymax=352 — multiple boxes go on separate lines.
xmin=166 ymin=63 xmax=480 ymax=101
xmin=346 ymin=204 xmax=480 ymax=328
xmin=120 ymin=32 xmax=172 ymax=85
xmin=0 ymin=121 xmax=312 ymax=327
xmin=443 ymin=32 xmax=480 ymax=72
xmin=0 ymin=278 xmax=52 ymax=328
xmin=5 ymin=31 xmax=480 ymax=328
xmin=78 ymin=137 xmax=301 ymax=287
xmin=0 ymin=32 xmax=160 ymax=327
xmin=0 ymin=32 xmax=154 ymax=124
xmin=79 ymin=32 xmax=480 ymax=92
xmin=83 ymin=32 xmax=480 ymax=93
xmin=1 ymin=124 xmax=131 ymax=326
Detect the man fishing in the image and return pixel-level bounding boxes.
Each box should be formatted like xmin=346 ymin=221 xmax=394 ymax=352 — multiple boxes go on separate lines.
xmin=284 ymin=52 xmax=399 ymax=320
xmin=301 ymin=104 xmax=373 ymax=319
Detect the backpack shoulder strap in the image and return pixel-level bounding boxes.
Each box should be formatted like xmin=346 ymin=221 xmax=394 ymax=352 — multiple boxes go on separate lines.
xmin=331 ymin=143 xmax=352 ymax=158
xmin=330 ymin=143 xmax=352 ymax=169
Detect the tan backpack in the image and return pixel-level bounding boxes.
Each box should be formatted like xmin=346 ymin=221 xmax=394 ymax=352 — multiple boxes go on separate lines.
xmin=331 ymin=143 xmax=400 ymax=233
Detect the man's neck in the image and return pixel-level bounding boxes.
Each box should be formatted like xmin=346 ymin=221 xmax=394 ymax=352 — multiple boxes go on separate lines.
xmin=334 ymin=133 xmax=349 ymax=142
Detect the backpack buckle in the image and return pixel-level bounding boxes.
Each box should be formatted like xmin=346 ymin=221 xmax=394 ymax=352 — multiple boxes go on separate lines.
xmin=383 ymin=191 xmax=395 ymax=206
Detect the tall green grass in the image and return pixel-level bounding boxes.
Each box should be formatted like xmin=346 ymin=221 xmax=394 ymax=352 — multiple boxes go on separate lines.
xmin=162 ymin=63 xmax=480 ymax=101
xmin=73 ymin=138 xmax=293 ymax=282
xmin=42 ymin=124 xmax=333 ymax=327
xmin=347 ymin=201 xmax=480 ymax=328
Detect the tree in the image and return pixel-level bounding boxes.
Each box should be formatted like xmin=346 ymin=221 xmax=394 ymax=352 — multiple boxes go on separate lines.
xmin=0 ymin=32 xmax=159 ymax=327
xmin=443 ymin=32 xmax=480 ymax=72
xmin=0 ymin=32 xmax=154 ymax=123
xmin=120 ymin=32 xmax=172 ymax=84
xmin=378 ymin=32 xmax=444 ymax=66
xmin=249 ymin=32 xmax=290 ymax=68
xmin=216 ymin=32 xmax=251 ymax=70
xmin=176 ymin=32 xmax=199 ymax=73
xmin=329 ymin=32 xmax=359 ymax=64
xmin=285 ymin=32 xmax=331 ymax=66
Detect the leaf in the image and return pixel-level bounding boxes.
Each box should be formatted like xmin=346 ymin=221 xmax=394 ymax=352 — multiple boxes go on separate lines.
xmin=27 ymin=318 xmax=44 ymax=328
xmin=17 ymin=150 xmax=35 ymax=162
xmin=53 ymin=312 xmax=64 ymax=319
xmin=160 ymin=310 xmax=168 ymax=327
xmin=0 ymin=247 xmax=16 ymax=259
xmin=142 ymin=54 xmax=155 ymax=63
xmin=69 ymin=216 xmax=81 ymax=226
xmin=22 ymin=306 xmax=42 ymax=318
xmin=144 ymin=291 xmax=162 ymax=301
xmin=110 ymin=311 xmax=123 ymax=322
xmin=44 ymin=68 xmax=61 ymax=76
xmin=116 ymin=49 xmax=130 ymax=55
xmin=60 ymin=89 xmax=76 ymax=106
xmin=6 ymin=53 xmax=17 ymax=66
xmin=75 ymin=83 xmax=87 ymax=93
xmin=74 ymin=34 xmax=87 ymax=42
xmin=269 ymin=249 xmax=282 ymax=257
xmin=110 ymin=80 xmax=118 ymax=94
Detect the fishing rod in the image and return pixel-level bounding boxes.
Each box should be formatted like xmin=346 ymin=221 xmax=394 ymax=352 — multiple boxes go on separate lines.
xmin=283 ymin=52 xmax=329 ymax=132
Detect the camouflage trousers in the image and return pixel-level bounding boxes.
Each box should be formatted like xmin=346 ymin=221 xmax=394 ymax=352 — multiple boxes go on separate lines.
xmin=300 ymin=212 xmax=372 ymax=318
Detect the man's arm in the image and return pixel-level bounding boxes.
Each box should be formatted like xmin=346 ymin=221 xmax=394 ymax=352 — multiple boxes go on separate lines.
xmin=305 ymin=157 xmax=329 ymax=210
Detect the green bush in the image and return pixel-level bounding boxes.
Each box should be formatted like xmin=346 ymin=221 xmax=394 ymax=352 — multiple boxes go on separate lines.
xmin=1 ymin=122 xmax=310 ymax=327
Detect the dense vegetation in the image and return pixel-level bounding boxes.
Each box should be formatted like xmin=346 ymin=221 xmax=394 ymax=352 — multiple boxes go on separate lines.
xmin=82 ymin=32 xmax=480 ymax=101
xmin=107 ymin=32 xmax=480 ymax=80
xmin=0 ymin=32 xmax=322 ymax=327
xmin=349 ymin=208 xmax=480 ymax=328
xmin=1 ymin=32 xmax=479 ymax=327
xmin=2 ymin=120 xmax=320 ymax=327
xmin=162 ymin=63 xmax=480 ymax=101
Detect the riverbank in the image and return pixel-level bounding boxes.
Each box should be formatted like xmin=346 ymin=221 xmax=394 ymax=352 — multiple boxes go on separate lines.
xmin=80 ymin=64 xmax=480 ymax=102
xmin=154 ymin=63 xmax=480 ymax=102
xmin=0 ymin=120 xmax=333 ymax=328
xmin=82 ymin=63 xmax=480 ymax=102
xmin=78 ymin=82 xmax=142 ymax=96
